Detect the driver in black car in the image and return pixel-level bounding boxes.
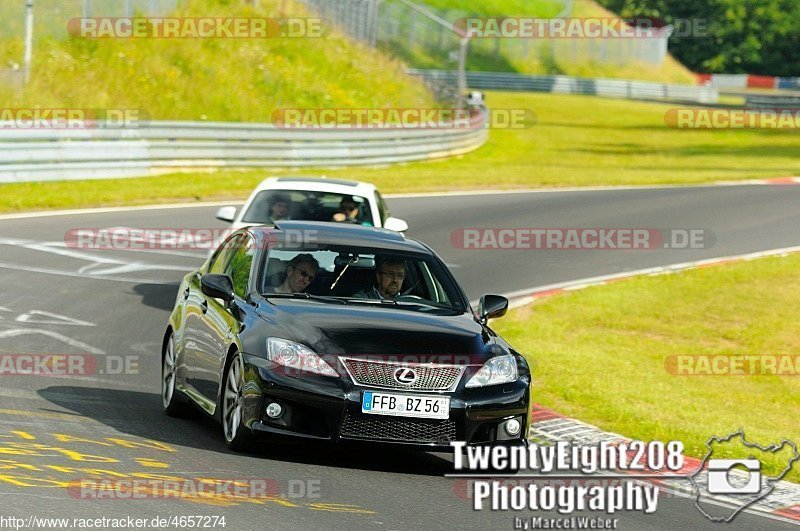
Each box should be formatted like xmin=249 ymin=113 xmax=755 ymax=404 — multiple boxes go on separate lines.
xmin=354 ymin=258 xmax=406 ymax=299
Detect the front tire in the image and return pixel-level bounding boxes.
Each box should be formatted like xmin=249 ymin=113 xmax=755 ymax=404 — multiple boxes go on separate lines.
xmin=222 ymin=352 xmax=255 ymax=452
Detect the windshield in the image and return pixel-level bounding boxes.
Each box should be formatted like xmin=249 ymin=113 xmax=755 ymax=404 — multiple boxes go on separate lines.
xmin=242 ymin=189 xmax=374 ymax=226
xmin=260 ymin=245 xmax=466 ymax=314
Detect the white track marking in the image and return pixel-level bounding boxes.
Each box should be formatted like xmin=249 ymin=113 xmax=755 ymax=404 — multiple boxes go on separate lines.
xmin=15 ymin=311 xmax=96 ymax=327
xmin=0 ymin=237 xmax=193 ymax=281
xmin=10 ymin=240 xmax=188 ymax=274
xmin=0 ymin=261 xmax=178 ymax=284
xmin=0 ymin=201 xmax=237 ymax=220
xmin=0 ymin=328 xmax=105 ymax=355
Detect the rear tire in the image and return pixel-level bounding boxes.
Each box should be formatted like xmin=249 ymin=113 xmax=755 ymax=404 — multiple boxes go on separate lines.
xmin=162 ymin=333 xmax=191 ymax=417
xmin=222 ymin=352 xmax=255 ymax=452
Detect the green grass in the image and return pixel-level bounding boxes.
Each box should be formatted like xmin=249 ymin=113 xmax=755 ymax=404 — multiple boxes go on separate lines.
xmin=2 ymin=91 xmax=799 ymax=213
xmin=493 ymin=253 xmax=800 ymax=482
xmin=0 ymin=0 xmax=435 ymax=121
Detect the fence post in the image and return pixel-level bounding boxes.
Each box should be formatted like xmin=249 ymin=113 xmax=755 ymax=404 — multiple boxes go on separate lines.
xmin=408 ymin=10 xmax=416 ymax=48
xmin=369 ymin=0 xmax=381 ymax=46
xmin=23 ymin=0 xmax=34 ymax=84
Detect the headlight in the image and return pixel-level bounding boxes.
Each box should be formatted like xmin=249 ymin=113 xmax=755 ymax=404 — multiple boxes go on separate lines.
xmin=266 ymin=338 xmax=338 ymax=378
xmin=465 ymin=354 xmax=518 ymax=388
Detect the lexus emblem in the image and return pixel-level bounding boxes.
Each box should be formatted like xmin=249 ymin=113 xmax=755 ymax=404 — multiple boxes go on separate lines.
xmin=393 ymin=367 xmax=418 ymax=385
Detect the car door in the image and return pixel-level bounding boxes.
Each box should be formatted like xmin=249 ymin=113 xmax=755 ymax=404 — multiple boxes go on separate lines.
xmin=184 ymin=234 xmax=241 ymax=398
xmin=193 ymin=233 xmax=256 ymax=403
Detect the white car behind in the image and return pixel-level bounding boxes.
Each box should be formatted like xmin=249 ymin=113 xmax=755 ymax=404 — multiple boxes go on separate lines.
xmin=215 ymin=176 xmax=409 ymax=233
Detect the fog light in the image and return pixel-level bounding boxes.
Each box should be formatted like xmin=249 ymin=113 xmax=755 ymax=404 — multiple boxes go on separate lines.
xmin=265 ymin=402 xmax=283 ymax=419
xmin=504 ymin=418 xmax=521 ymax=436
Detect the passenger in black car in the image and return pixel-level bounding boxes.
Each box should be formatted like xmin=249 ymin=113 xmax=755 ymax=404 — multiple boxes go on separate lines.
xmin=355 ymin=258 xmax=406 ymax=299
xmin=274 ymin=254 xmax=319 ymax=293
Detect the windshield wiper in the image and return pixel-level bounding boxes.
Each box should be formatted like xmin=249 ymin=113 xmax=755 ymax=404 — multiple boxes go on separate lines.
xmin=264 ymin=293 xmax=347 ymax=304
xmin=340 ymin=297 xmax=396 ymax=305
xmin=341 ymin=297 xmax=454 ymax=311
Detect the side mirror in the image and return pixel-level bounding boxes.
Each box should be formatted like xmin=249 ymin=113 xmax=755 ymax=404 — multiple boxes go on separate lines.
xmin=384 ymin=216 xmax=409 ymax=233
xmin=478 ymin=294 xmax=508 ymax=322
xmin=216 ymin=206 xmax=237 ymax=223
xmin=201 ymin=274 xmax=234 ymax=302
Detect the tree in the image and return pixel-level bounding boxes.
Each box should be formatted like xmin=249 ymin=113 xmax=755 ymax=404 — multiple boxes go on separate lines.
xmin=595 ymin=0 xmax=800 ymax=75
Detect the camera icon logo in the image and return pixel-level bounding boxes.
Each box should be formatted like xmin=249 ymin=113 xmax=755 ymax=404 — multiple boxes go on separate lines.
xmin=706 ymin=459 xmax=761 ymax=494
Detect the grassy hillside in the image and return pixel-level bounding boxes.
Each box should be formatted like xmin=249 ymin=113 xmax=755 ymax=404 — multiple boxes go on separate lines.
xmin=391 ymin=0 xmax=695 ymax=84
xmin=0 ymin=0 xmax=435 ymax=120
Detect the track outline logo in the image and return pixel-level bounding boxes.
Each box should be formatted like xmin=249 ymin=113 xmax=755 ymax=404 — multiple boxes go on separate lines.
xmin=689 ymin=429 xmax=800 ymax=522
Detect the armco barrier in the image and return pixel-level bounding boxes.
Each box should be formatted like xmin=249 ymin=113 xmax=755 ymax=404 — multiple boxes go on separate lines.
xmin=410 ymin=69 xmax=718 ymax=104
xmin=0 ymin=113 xmax=488 ymax=183
xmin=745 ymin=94 xmax=800 ymax=110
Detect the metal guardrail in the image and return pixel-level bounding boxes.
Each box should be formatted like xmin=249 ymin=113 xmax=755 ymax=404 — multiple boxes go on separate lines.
xmin=745 ymin=95 xmax=800 ymax=110
xmin=410 ymin=69 xmax=719 ymax=104
xmin=0 ymin=113 xmax=489 ymax=183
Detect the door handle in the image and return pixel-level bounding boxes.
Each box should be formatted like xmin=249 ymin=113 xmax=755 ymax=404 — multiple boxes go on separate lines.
xmin=201 ymin=300 xmax=208 ymax=314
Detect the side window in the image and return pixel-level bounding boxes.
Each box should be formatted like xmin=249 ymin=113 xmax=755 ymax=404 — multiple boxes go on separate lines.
xmin=208 ymin=234 xmax=241 ymax=275
xmin=225 ymin=235 xmax=256 ymax=299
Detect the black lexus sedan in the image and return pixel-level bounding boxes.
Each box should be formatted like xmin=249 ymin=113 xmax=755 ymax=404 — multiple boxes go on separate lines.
xmin=162 ymin=221 xmax=530 ymax=451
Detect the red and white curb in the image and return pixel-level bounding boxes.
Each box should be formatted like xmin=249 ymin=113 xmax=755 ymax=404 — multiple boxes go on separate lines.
xmin=529 ymin=405 xmax=800 ymax=523
xmin=519 ymin=248 xmax=800 ymax=522
xmin=752 ymin=177 xmax=800 ymax=185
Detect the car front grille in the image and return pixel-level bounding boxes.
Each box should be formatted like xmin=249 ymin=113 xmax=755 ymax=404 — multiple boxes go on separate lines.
xmin=340 ymin=358 xmax=465 ymax=391
xmin=340 ymin=414 xmax=458 ymax=444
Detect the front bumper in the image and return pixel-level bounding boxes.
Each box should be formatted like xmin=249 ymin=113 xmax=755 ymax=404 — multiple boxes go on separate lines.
xmin=240 ymin=353 xmax=531 ymax=451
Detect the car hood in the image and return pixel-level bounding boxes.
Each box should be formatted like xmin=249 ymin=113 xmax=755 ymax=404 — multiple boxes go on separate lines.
xmin=255 ymin=299 xmax=499 ymax=363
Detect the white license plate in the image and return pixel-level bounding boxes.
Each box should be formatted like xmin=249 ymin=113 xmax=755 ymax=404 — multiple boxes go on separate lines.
xmin=361 ymin=391 xmax=450 ymax=420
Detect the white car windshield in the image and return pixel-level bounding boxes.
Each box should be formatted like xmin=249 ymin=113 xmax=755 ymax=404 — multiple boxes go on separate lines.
xmin=242 ymin=189 xmax=374 ymax=226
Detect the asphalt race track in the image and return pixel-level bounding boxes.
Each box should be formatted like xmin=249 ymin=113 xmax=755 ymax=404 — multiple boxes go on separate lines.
xmin=0 ymin=184 xmax=798 ymax=529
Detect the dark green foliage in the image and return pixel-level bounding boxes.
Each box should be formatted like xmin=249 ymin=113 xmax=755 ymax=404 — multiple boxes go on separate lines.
xmin=596 ymin=0 xmax=800 ymax=75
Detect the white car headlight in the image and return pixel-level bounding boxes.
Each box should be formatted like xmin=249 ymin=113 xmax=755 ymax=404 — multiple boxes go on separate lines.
xmin=465 ymin=354 xmax=518 ymax=388
xmin=266 ymin=338 xmax=338 ymax=378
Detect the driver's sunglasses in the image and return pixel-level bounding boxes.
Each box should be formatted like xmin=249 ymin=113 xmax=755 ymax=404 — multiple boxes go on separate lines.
xmin=343 ymin=204 xmax=357 ymax=212
xmin=293 ymin=268 xmax=316 ymax=281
